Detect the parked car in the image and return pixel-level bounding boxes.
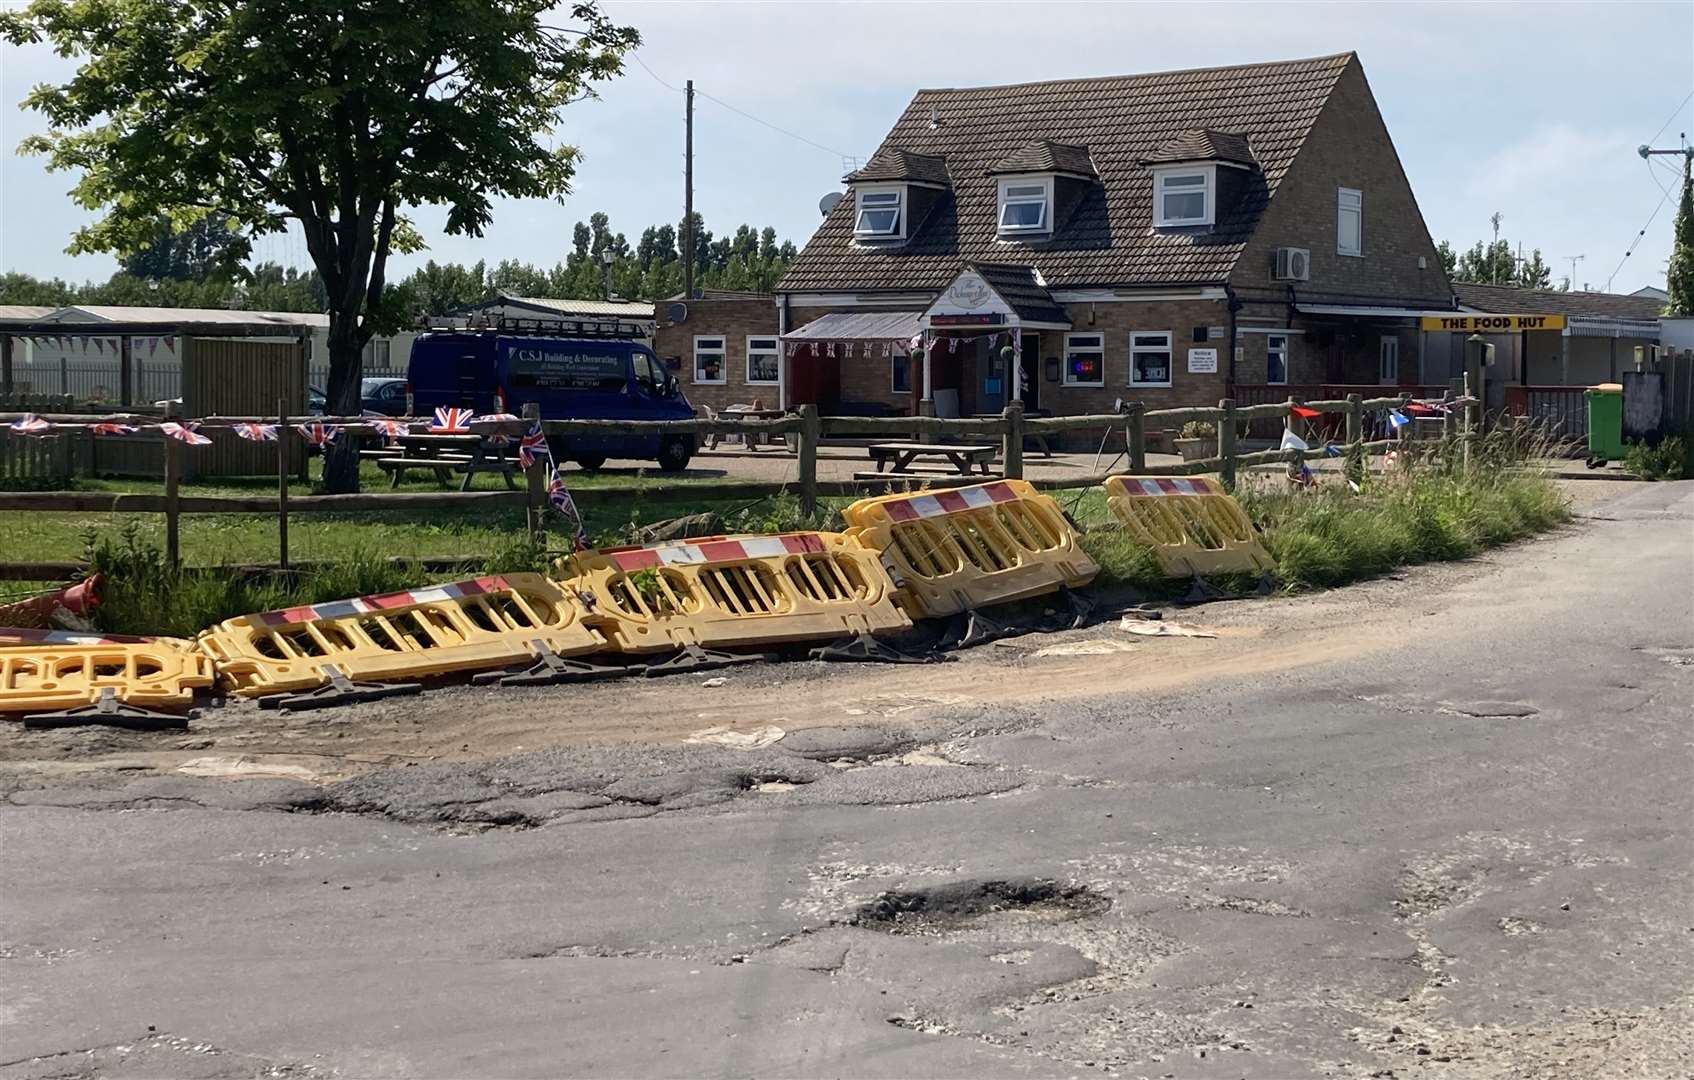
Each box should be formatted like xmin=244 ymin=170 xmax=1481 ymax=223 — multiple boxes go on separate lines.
xmin=406 ymin=332 xmax=695 ymax=471
xmin=360 ymin=377 xmax=409 ymax=416
xmin=307 ymin=386 xmax=327 ymax=415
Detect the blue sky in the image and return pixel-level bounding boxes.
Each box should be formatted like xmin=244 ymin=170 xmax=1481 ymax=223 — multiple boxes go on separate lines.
xmin=2 ymin=0 xmax=1690 ymax=294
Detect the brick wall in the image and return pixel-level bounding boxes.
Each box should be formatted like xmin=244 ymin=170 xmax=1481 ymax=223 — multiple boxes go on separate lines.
xmin=654 ymin=296 xmax=780 ymax=414
xmin=1231 ymin=57 xmax=1452 ymax=308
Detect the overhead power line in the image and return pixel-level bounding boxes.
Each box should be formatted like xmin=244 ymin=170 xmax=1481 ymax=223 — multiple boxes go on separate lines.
xmin=627 ymin=50 xmax=851 ymax=161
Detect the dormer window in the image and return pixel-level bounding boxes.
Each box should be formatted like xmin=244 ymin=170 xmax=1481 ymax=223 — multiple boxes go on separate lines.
xmin=997 ymin=177 xmax=1053 ymax=235
xmin=1153 ymin=166 xmax=1214 ymax=227
xmin=854 ymin=187 xmax=904 ymax=239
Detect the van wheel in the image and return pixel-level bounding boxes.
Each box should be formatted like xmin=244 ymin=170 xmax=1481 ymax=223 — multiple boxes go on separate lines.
xmin=574 ymin=456 xmax=607 ymax=471
xmin=656 ymin=436 xmax=692 ymax=473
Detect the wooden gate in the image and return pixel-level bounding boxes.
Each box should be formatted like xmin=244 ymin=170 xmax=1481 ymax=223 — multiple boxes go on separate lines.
xmin=182 ymin=337 xmax=308 ymax=477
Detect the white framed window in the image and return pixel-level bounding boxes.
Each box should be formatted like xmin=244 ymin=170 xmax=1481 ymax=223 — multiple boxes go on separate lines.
xmin=1266 ymin=333 xmax=1289 ymax=385
xmin=1153 ymin=167 xmax=1213 ymax=227
xmin=1063 ymin=333 xmax=1105 ymax=386
xmin=891 ymin=352 xmax=912 ymax=394
xmin=1379 ymin=335 xmax=1399 ymax=384
xmin=1130 ymin=331 xmax=1173 ymax=386
xmin=746 ymin=336 xmax=779 ymax=385
xmin=1337 ymin=187 xmax=1362 ymax=256
xmin=693 ymin=335 xmax=726 ymax=384
xmin=997 ymin=177 xmax=1052 ymax=235
xmin=853 ymin=186 xmax=904 ymax=239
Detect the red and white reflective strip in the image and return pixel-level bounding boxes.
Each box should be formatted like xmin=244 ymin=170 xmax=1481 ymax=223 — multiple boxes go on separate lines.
xmin=253 ymin=575 xmax=513 ymax=627
xmin=881 ymin=481 xmax=1019 ymax=523
xmin=1120 ymin=478 xmax=1221 ymax=497
xmin=0 ymin=627 xmax=154 ymax=646
xmin=602 ymin=533 xmax=826 ymax=572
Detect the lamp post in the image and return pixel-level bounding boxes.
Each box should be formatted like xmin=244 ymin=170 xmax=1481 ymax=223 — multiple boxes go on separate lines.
xmin=601 ymin=249 xmax=615 ymax=301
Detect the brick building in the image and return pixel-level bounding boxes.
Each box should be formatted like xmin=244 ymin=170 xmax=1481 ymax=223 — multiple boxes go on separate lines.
xmin=772 ymin=52 xmax=1458 ymax=437
xmin=652 ymin=290 xmax=782 ymax=414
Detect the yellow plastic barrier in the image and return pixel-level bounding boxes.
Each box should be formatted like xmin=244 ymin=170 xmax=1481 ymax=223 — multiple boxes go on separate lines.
xmin=196 ymin=573 xmax=607 ymax=699
xmin=842 ymin=479 xmax=1099 ymax=619
xmin=1 ymin=638 xmax=215 ymax=714
xmin=557 ymin=532 xmax=910 ymax=655
xmin=1102 ymin=476 xmax=1273 ymax=576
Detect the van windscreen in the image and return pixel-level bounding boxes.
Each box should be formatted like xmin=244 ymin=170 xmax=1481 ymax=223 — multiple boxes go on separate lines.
xmin=508 ymin=347 xmax=626 ymax=392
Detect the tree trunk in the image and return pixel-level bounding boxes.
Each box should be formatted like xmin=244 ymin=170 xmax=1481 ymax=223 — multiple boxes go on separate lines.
xmin=320 ymin=316 xmax=366 ymax=493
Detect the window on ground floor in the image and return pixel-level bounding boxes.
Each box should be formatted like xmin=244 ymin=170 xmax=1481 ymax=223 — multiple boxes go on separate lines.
xmin=1267 ymin=333 xmax=1289 ymax=384
xmin=1063 ymin=333 xmax=1104 ymax=386
xmin=892 ymin=351 xmax=912 ymax=394
xmin=1130 ymin=331 xmax=1173 ymax=386
xmin=693 ymin=336 xmax=726 ymax=384
xmin=746 ymin=336 xmax=779 ymax=384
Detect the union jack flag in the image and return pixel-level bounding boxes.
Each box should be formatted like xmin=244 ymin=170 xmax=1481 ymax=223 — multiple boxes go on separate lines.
xmin=518 ymin=422 xmax=550 ymax=470
xmin=476 ymin=412 xmax=523 ymax=446
xmin=366 ymin=418 xmax=410 ymax=440
xmin=295 ymin=422 xmax=339 ymax=446
xmin=548 ymin=466 xmax=588 ymax=549
xmin=232 ymin=422 xmax=279 ymax=442
xmin=90 ymin=421 xmax=137 ymax=436
xmin=159 ymin=421 xmax=212 ymax=446
xmin=431 ymin=406 xmax=476 ymax=433
xmin=9 ymin=413 xmax=50 ymax=436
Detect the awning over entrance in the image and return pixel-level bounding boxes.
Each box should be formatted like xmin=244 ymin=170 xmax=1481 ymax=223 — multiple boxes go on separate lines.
xmin=925 ymin=265 xmax=1071 ymax=331
xmin=1297 ymin=303 xmax=1454 ymax=319
xmin=781 ymin=310 xmax=923 ymax=345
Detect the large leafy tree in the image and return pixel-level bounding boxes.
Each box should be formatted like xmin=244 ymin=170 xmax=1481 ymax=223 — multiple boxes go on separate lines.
xmin=3 ymin=0 xmax=638 ymax=491
xmin=1667 ymin=156 xmax=1694 ymax=317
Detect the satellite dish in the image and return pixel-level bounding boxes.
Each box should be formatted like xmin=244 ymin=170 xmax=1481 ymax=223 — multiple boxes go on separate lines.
xmin=818 ymin=191 xmax=844 ymax=217
xmin=667 ymin=302 xmax=688 ymax=325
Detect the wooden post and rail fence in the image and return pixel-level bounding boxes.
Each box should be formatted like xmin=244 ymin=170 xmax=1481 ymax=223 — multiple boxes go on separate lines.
xmin=1 ymin=391 xmax=1463 ymax=581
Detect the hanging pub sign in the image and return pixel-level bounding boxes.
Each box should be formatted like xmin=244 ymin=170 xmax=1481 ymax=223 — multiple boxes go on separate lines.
xmin=1420 ymin=314 xmax=1567 ymax=332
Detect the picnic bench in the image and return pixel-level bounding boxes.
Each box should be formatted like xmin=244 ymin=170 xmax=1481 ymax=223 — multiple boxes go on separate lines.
xmin=704 ymin=406 xmax=786 ymax=452
xmin=864 ymin=441 xmax=998 ymax=477
xmin=373 ymin=433 xmax=519 ymax=490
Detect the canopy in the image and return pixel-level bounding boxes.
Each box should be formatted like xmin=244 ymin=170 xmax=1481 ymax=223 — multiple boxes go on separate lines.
xmin=782 ymin=311 xmax=924 ymax=343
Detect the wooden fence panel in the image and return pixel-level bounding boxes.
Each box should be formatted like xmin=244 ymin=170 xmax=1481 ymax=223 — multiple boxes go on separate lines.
xmin=0 ymin=431 xmax=74 ymax=486
xmin=182 ymin=337 xmax=307 ymax=477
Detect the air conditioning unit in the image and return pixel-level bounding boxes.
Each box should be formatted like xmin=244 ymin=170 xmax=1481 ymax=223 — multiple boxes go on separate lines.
xmin=1273 ymin=247 xmax=1311 ymax=282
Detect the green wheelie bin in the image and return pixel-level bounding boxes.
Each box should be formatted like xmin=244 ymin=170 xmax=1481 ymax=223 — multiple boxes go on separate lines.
xmin=1585 ymin=382 xmax=1625 ymax=464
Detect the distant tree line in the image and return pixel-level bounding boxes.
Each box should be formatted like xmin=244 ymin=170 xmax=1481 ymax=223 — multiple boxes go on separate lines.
xmin=1436 ymin=238 xmax=1556 ymax=290
xmin=1 ymin=211 xmax=800 ymax=316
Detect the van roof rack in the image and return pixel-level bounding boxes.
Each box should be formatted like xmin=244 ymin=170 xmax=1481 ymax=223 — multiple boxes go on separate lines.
xmin=416 ymin=314 xmax=655 ymax=340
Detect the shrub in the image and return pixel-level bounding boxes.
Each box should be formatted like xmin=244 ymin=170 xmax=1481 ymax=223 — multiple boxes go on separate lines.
xmin=1622 ymin=436 xmax=1689 ymax=481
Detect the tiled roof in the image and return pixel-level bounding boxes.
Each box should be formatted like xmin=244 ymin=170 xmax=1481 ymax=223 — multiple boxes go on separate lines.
xmin=968 ymin=263 xmax=1071 ymax=325
xmin=781 ymin=53 xmax=1353 ymax=295
xmin=1140 ymin=129 xmax=1257 ymax=167
xmin=844 ymin=148 xmax=951 ymax=186
xmin=988 ymin=140 xmax=1098 ymax=178
xmin=495 ymin=295 xmax=656 ymax=319
xmin=1453 ymin=282 xmax=1665 ymax=321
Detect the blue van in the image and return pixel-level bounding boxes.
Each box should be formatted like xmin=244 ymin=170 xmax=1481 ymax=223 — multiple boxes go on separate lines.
xmin=407 ymin=332 xmax=696 ymax=471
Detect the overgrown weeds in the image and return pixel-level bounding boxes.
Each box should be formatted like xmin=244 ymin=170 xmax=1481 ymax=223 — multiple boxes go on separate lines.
xmin=1622 ymin=435 xmax=1689 ymax=481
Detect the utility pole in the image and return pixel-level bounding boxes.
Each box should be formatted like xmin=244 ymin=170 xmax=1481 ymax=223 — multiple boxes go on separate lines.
xmin=1565 ymin=254 xmax=1586 ymax=290
xmin=684 ymin=79 xmax=695 ymax=301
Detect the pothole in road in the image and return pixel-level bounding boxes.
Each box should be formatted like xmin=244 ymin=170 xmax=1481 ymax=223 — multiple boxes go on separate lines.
xmin=1443 ymin=700 xmax=1540 ymax=718
xmin=852 ymin=878 xmax=1110 ymax=936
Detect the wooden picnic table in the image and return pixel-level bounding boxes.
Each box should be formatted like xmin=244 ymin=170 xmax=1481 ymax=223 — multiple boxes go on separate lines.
xmin=374 ymin=433 xmax=519 ymax=491
xmin=867 ymin=441 xmax=998 ymax=476
xmin=706 ymin=407 xmax=787 ymax=452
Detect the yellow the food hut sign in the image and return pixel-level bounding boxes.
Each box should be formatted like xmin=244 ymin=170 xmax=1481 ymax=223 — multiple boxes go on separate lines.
xmin=1420 ymin=314 xmax=1567 ymax=332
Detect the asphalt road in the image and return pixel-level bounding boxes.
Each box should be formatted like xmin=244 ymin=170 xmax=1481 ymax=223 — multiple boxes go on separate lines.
xmin=3 ymin=480 xmax=1691 ymax=1079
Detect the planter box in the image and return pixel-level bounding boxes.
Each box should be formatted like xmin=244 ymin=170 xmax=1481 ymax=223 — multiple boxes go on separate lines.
xmin=1174 ymin=436 xmax=1218 ymax=462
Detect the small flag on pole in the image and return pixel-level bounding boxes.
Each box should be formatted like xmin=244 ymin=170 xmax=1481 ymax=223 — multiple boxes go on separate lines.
xmin=9 ymin=414 xmax=51 ymax=436
xmin=518 ymin=422 xmax=549 ymax=470
xmin=159 ymin=421 xmax=212 ymax=446
xmin=295 ymin=421 xmax=339 ymax=446
xmin=233 ymin=422 xmax=279 ymax=442
xmin=1279 ymin=428 xmax=1309 ymax=452
xmin=1290 ymin=405 xmax=1322 ymax=419
xmin=548 ymin=465 xmax=588 ymax=549
xmin=430 ymin=406 xmax=476 ymax=433
xmin=1388 ymin=410 xmax=1410 ymax=429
